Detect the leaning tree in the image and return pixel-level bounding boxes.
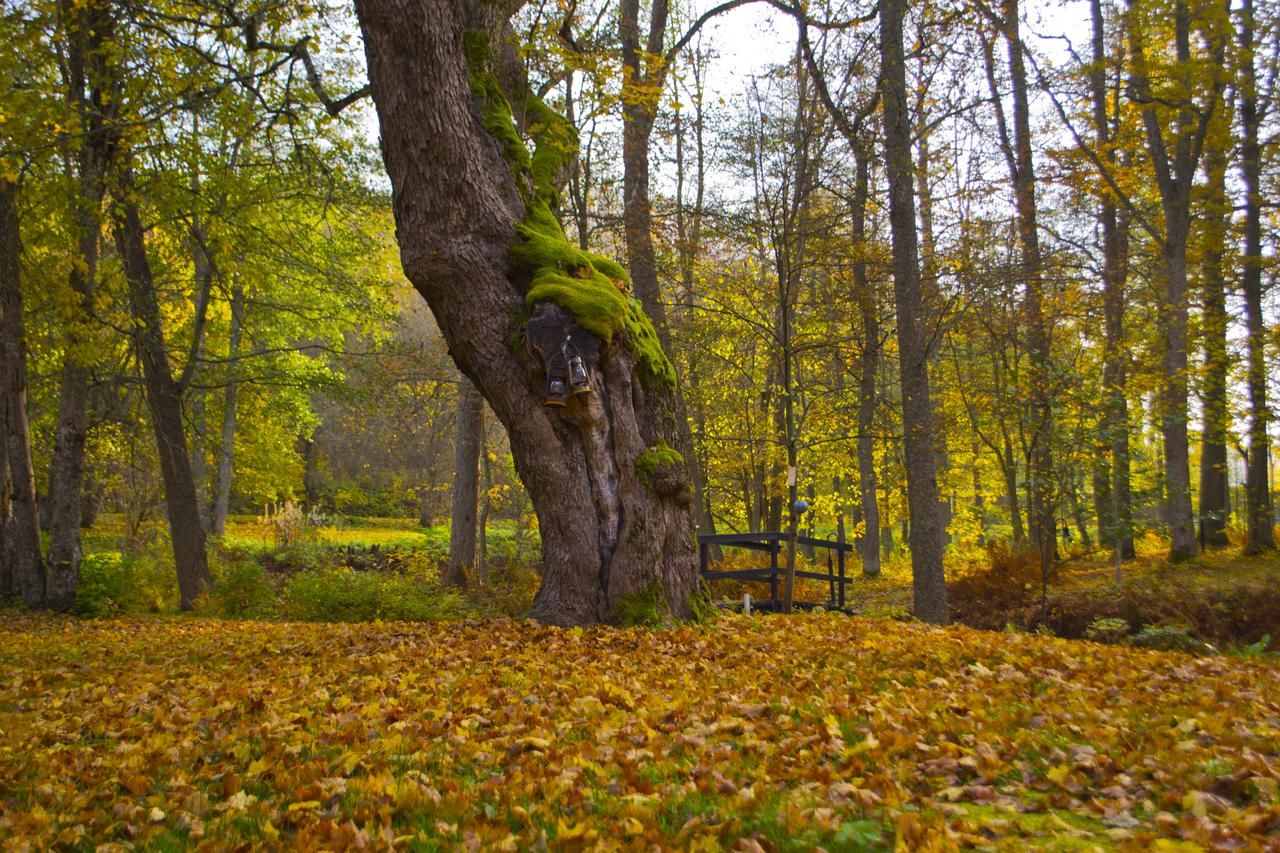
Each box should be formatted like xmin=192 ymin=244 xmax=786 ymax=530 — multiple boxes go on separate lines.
xmin=354 ymin=0 xmax=702 ymax=625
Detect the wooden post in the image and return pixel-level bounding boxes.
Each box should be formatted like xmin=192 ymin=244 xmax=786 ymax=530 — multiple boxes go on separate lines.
xmin=769 ymin=538 xmax=779 ymax=608
xmin=838 ymin=546 xmax=846 ymax=609
xmin=783 ymin=514 xmax=799 ymax=614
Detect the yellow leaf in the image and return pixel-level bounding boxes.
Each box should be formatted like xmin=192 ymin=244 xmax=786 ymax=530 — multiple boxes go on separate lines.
xmin=287 ymin=800 xmax=321 ymax=812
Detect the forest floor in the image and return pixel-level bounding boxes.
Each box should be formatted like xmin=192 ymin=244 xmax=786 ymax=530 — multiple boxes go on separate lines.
xmin=2 ymin=611 xmax=1278 ymax=850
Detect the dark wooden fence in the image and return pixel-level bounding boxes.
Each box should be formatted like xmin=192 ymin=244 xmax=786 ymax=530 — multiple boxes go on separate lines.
xmin=698 ymin=532 xmax=855 ymax=612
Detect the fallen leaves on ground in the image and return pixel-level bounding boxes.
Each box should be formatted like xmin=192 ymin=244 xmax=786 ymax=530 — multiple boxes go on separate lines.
xmin=0 ymin=611 xmax=1277 ymax=850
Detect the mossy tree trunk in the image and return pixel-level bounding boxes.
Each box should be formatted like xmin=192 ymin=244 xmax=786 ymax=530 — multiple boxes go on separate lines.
xmin=355 ymin=0 xmax=699 ymax=626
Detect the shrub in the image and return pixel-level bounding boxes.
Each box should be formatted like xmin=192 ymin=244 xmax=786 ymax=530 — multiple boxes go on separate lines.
xmin=207 ymin=558 xmax=278 ymax=618
xmin=74 ymin=552 xmax=173 ymax=616
xmin=1085 ymin=617 xmax=1131 ymax=644
xmin=281 ymin=567 xmax=471 ymax=622
xmin=947 ymin=543 xmax=1041 ymax=630
xmin=1128 ymin=624 xmax=1217 ymax=655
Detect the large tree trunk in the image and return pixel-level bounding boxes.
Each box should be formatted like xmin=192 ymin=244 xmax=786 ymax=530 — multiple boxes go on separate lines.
xmin=1239 ymin=0 xmax=1275 ymax=553
xmin=444 ymin=382 xmax=483 ymax=588
xmin=113 ymin=177 xmax=211 ymax=609
xmin=355 ymin=0 xmax=699 ymax=626
xmin=211 ymin=283 xmax=245 ymax=537
xmin=0 ymin=179 xmax=46 ymax=607
xmin=881 ymin=0 xmax=947 ymax=623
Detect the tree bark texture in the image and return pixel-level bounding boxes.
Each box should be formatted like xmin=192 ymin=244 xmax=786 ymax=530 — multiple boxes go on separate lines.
xmin=113 ymin=179 xmax=212 ymax=609
xmin=355 ymin=0 xmax=699 ymax=625
xmin=0 ymin=179 xmax=46 ymax=607
xmin=1239 ymin=0 xmax=1275 ymax=552
xmin=881 ymin=0 xmax=947 ymax=624
xmin=445 ymin=382 xmax=483 ymax=588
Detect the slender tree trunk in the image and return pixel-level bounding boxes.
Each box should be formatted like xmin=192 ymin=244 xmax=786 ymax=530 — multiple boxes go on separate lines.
xmin=881 ymin=0 xmax=947 ymax=623
xmin=1158 ymin=233 xmax=1197 ymax=559
xmin=445 ymin=382 xmax=483 ymax=588
xmin=618 ymin=0 xmax=713 ymax=544
xmin=113 ymin=176 xmax=211 ymax=609
xmin=356 ymin=0 xmax=699 ymax=625
xmin=1198 ymin=146 xmax=1231 ymax=548
xmin=1 ymin=403 xmax=11 ymax=597
xmin=477 ymin=424 xmax=492 ymax=585
xmin=0 ymin=179 xmax=46 ymax=607
xmin=983 ymin=0 xmax=1056 ymax=580
xmin=1090 ymin=0 xmax=1136 ymax=560
xmin=1002 ymin=432 xmax=1024 ymax=545
xmin=1239 ymin=0 xmax=1275 ymax=552
xmin=1129 ymin=0 xmax=1223 ymax=561
xmin=211 ymin=283 xmax=245 ymax=537
xmin=672 ymin=61 xmax=720 ymax=553
xmin=913 ymin=82 xmax=952 ymax=549
xmin=47 ymin=0 xmax=115 ymax=599
xmin=186 ymin=226 xmax=215 ymax=531
xmin=852 ymin=146 xmax=881 ymax=576
xmin=971 ymin=439 xmax=986 ymax=544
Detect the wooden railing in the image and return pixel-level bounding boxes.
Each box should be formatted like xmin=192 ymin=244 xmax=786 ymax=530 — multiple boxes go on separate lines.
xmin=698 ymin=532 xmax=855 ymax=612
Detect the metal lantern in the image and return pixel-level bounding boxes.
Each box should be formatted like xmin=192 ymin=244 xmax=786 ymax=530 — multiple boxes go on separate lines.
xmin=568 ymin=354 xmax=590 ymax=392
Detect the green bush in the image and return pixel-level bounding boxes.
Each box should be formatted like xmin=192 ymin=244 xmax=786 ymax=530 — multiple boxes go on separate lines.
xmin=1128 ymin=624 xmax=1217 ymax=655
xmin=207 ymin=558 xmax=278 ymax=618
xmin=74 ymin=552 xmax=173 ymax=616
xmin=1085 ymin=617 xmax=1130 ymax=644
xmin=281 ymin=567 xmax=471 ymax=622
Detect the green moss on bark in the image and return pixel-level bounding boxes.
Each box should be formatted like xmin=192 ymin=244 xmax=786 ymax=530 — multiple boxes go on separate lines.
xmin=634 ymin=440 xmax=684 ymax=487
xmin=687 ymin=581 xmax=717 ymax=623
xmin=463 ymin=31 xmax=675 ymax=389
xmin=613 ymin=583 xmax=669 ymax=628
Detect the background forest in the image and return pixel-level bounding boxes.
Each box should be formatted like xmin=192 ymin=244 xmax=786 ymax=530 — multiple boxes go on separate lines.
xmin=1 ymin=0 xmax=1277 ymax=625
